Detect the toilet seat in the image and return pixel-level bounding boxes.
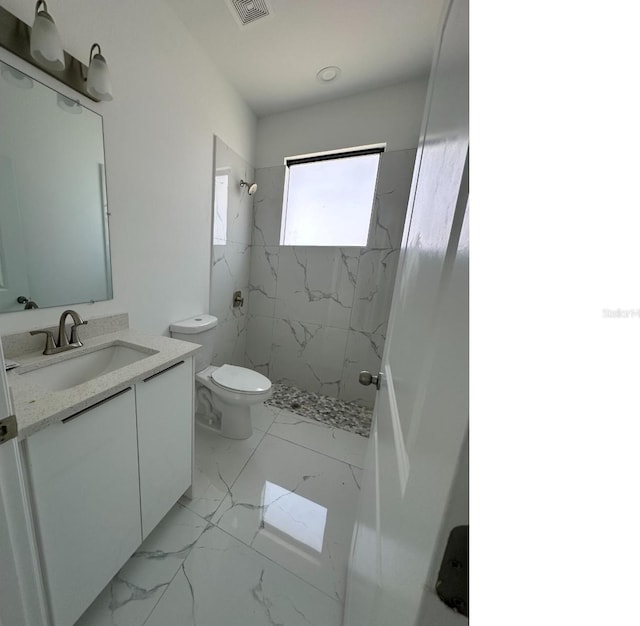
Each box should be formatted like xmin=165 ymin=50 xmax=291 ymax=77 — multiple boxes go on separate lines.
xmin=197 ymin=364 xmax=271 ymax=395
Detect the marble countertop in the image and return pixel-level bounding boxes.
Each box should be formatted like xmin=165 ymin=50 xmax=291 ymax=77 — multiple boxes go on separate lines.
xmin=7 ymin=329 xmax=200 ymax=440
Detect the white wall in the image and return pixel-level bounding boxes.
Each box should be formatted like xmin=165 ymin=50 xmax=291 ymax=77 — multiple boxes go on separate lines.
xmin=0 ymin=0 xmax=256 ymax=335
xmin=255 ymin=79 xmax=427 ymax=168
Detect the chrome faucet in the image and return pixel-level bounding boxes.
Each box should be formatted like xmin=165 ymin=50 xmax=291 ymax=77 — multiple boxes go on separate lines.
xmin=30 ymin=310 xmax=88 ymax=355
xmin=57 ymin=310 xmax=87 ymax=347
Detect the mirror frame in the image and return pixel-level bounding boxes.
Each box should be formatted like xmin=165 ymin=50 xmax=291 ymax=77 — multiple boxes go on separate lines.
xmin=0 ymin=59 xmax=113 ymax=313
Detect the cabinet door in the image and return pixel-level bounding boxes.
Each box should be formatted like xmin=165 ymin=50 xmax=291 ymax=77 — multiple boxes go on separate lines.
xmin=25 ymin=388 xmax=141 ymax=626
xmin=136 ymin=358 xmax=193 ymax=538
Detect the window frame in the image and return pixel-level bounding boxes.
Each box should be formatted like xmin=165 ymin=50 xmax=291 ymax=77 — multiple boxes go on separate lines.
xmin=280 ymin=144 xmax=385 ymax=247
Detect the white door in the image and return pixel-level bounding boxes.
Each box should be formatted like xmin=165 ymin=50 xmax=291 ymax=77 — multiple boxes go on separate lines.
xmin=344 ymin=0 xmax=469 ymax=623
xmin=0 ymin=341 xmax=48 ymax=626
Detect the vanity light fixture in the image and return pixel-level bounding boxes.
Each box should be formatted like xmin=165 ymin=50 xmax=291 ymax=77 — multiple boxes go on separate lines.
xmin=0 ymin=3 xmax=113 ymax=102
xmin=85 ymin=43 xmax=113 ymax=102
xmin=30 ymin=0 xmax=65 ymax=71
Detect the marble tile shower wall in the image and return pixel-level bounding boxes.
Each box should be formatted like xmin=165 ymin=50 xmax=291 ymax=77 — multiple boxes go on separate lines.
xmin=209 ymin=137 xmax=254 ymax=366
xmin=245 ymin=149 xmax=416 ymax=408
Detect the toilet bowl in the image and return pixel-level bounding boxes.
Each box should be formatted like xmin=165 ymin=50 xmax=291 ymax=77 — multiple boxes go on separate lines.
xmin=169 ymin=315 xmax=272 ymax=439
xmin=197 ymin=364 xmax=271 ymax=439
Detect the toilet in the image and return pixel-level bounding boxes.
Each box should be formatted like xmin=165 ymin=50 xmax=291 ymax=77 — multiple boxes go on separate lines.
xmin=169 ymin=315 xmax=272 ymax=439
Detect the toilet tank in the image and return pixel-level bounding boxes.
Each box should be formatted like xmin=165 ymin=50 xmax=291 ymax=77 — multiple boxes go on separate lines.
xmin=169 ymin=315 xmax=217 ymax=372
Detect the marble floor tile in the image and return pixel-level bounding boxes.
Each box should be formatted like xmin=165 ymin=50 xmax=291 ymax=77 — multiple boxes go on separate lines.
xmin=179 ymin=423 xmax=265 ymax=521
xmin=79 ymin=390 xmax=366 ymax=625
xmin=77 ymin=503 xmax=208 ymax=626
xmin=268 ymin=409 xmax=369 ymax=468
xmin=212 ymin=434 xmax=362 ymax=603
xmin=144 ymin=526 xmax=343 ymax=626
xmin=252 ymin=402 xmax=282 ymax=433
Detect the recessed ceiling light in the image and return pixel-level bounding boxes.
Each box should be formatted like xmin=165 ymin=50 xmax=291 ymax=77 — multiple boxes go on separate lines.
xmin=316 ymin=66 xmax=341 ymax=83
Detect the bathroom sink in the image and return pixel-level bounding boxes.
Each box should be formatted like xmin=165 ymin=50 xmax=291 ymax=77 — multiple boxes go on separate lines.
xmin=18 ymin=344 xmax=157 ymax=392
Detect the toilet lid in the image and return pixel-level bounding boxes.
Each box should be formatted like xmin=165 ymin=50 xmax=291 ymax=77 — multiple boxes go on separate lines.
xmin=210 ymin=364 xmax=271 ymax=394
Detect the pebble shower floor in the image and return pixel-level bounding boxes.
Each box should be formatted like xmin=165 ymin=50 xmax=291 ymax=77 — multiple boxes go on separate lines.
xmin=265 ymin=383 xmax=373 ymax=437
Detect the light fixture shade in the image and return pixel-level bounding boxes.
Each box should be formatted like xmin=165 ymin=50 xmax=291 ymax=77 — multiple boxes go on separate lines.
xmin=30 ymin=9 xmax=65 ymax=71
xmin=86 ymin=53 xmax=113 ymax=101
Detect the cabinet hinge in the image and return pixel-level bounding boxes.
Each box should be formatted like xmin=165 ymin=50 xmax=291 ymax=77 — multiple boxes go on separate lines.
xmin=0 ymin=414 xmax=18 ymax=444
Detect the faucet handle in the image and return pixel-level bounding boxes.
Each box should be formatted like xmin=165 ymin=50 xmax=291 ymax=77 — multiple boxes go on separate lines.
xmin=30 ymin=330 xmax=58 ymax=355
xmin=70 ymin=320 xmax=88 ymax=345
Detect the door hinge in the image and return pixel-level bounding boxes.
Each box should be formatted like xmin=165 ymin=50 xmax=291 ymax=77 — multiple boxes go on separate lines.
xmin=436 ymin=525 xmax=468 ymax=616
xmin=0 ymin=414 xmax=18 ymax=444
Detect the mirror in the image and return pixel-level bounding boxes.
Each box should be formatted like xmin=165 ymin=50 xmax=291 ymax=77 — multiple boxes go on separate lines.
xmin=0 ymin=60 xmax=112 ymax=313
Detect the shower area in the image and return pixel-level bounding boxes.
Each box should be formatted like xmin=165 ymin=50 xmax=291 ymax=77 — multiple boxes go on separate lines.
xmin=209 ymin=135 xmax=416 ymax=434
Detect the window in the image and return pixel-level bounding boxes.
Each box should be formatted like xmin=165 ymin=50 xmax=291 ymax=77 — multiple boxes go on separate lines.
xmin=280 ymin=145 xmax=384 ymax=247
xmin=213 ymin=168 xmax=229 ymax=244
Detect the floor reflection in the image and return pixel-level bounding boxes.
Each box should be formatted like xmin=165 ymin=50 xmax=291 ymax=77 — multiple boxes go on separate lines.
xmin=261 ymin=481 xmax=327 ymax=553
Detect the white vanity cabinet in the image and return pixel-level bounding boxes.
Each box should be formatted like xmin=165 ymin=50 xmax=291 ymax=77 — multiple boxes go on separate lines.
xmin=24 ymin=387 xmax=142 ymax=626
xmin=137 ymin=359 xmax=193 ymax=538
xmin=23 ymin=356 xmax=194 ymax=626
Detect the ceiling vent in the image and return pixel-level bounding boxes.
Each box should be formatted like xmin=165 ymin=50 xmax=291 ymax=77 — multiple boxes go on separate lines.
xmin=227 ymin=0 xmax=272 ymax=27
